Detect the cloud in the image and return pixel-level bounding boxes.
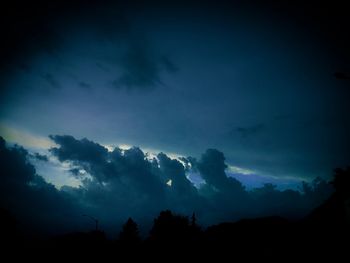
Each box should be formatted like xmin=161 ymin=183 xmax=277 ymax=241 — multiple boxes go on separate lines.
xmin=112 ymin=43 xmax=177 ymax=90
xmin=0 ymin=135 xmax=334 ymax=237
xmin=49 ymin=135 xmax=108 ymax=164
xmin=49 ymin=135 xmax=167 ymax=209
xmin=197 ymin=149 xmax=246 ymax=195
xmin=179 ymin=156 xmax=198 ymax=172
xmin=49 ymin=135 xmax=112 ymax=184
xmin=50 ymin=135 xmax=163 ymax=194
xmin=157 ymin=152 xmax=197 ymax=196
xmin=0 ymin=136 xmax=35 ymax=187
xmin=32 ymin=152 xmax=49 ymax=162
xmin=48 ymin=135 xmax=209 ymax=220
xmin=0 ymin=136 xmax=79 ymax=235
xmin=0 ymin=0 xmax=178 ymax=96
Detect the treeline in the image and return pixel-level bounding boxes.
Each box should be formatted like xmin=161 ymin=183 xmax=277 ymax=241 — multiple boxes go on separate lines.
xmin=53 ymin=167 xmax=350 ymax=256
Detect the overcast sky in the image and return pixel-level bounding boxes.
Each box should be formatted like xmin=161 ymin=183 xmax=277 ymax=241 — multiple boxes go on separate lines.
xmin=1 ymin=0 xmax=349 ymax=189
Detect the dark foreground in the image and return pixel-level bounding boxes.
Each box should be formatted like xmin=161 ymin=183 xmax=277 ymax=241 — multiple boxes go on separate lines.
xmin=2 ymin=168 xmax=350 ymax=259
xmin=2 ymin=198 xmax=349 ymax=260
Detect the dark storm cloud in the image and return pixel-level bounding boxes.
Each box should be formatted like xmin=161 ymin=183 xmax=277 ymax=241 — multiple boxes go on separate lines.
xmin=195 ymin=149 xmax=250 ymax=219
xmin=112 ymin=43 xmax=177 ymax=90
xmin=157 ymin=152 xmax=197 ymax=196
xmin=0 ymin=136 xmax=79 ymax=236
xmin=50 ymin=136 xmax=193 ymax=200
xmin=49 ymin=135 xmax=108 ymax=164
xmin=50 ymin=135 xmax=163 ymax=195
xmin=178 ymin=157 xmax=196 ymax=172
xmin=0 ymin=0 xmax=349 ymax=101
xmin=0 ymin=136 xmax=334 ymax=236
xmin=0 ymin=0 xmax=179 ymax=94
xmin=49 ymin=135 xmax=111 ymax=183
xmin=114 ymin=146 xmax=166 ymax=199
xmin=47 ymin=135 xmax=203 ymax=229
xmin=197 ymin=149 xmax=245 ymax=194
xmin=0 ymin=136 xmax=35 ymax=186
xmin=48 ymin=136 xmax=253 ymax=222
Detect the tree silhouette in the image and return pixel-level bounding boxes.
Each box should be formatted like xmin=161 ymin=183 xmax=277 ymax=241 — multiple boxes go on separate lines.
xmin=306 ymin=167 xmax=350 ymax=224
xmin=148 ymin=210 xmax=202 ymax=244
xmin=119 ymin=217 xmax=140 ymax=243
xmin=302 ymin=177 xmax=333 ymax=207
xmin=149 ymin=210 xmax=191 ymax=242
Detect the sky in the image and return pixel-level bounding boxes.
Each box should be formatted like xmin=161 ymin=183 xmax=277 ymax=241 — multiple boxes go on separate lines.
xmin=0 ymin=0 xmax=349 ymax=236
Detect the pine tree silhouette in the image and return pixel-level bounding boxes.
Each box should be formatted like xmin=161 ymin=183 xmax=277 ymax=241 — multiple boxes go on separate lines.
xmin=119 ymin=217 xmax=140 ymax=243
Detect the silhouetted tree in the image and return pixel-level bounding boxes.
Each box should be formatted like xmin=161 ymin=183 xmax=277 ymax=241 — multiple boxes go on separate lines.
xmin=119 ymin=217 xmax=140 ymax=243
xmin=149 ymin=210 xmax=202 ymax=244
xmin=303 ymin=177 xmax=333 ymax=200
xmin=307 ymin=167 xmax=350 ymax=224
xmin=149 ymin=210 xmax=191 ymax=242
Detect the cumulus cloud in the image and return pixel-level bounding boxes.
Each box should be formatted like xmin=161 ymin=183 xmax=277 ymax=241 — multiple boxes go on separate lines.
xmin=0 ymin=135 xmax=334 ymax=237
xmin=48 ymin=135 xmax=332 ymax=222
xmin=49 ymin=135 xmax=108 ymax=164
xmin=197 ymin=149 xmax=246 ymax=195
xmin=0 ymin=136 xmax=79 ymax=236
xmin=157 ymin=152 xmax=196 ymax=195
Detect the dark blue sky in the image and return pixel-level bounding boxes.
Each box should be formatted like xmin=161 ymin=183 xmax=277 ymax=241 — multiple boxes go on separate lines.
xmin=0 ymin=1 xmax=349 ymax=194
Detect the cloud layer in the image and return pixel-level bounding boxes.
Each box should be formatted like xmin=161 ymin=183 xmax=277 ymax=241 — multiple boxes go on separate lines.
xmin=0 ymin=135 xmax=334 ymax=237
xmin=1 ymin=0 xmax=349 ymax=183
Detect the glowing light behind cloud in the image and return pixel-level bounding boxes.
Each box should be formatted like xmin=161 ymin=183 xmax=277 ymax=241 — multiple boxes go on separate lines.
xmin=0 ymin=123 xmax=56 ymax=150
